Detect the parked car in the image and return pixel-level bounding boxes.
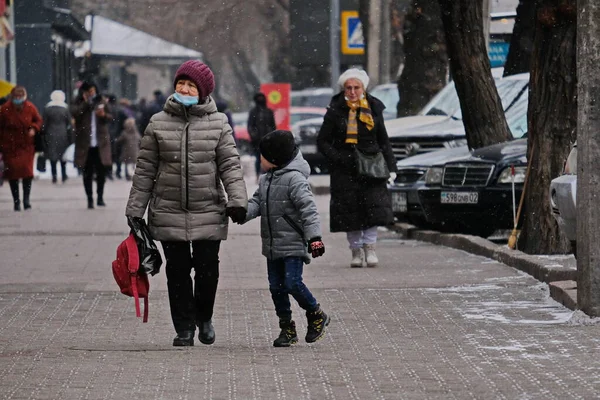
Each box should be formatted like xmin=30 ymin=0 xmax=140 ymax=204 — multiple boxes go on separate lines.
xmin=550 ymin=142 xmax=577 ymax=256
xmin=370 ymin=83 xmax=400 ymax=120
xmin=231 ymin=112 xmax=253 ymax=155
xmin=232 ymin=107 xmax=326 ymax=156
xmin=385 ymin=72 xmax=529 ymax=162
xmin=388 ymin=74 xmax=530 ymax=236
xmin=291 ymin=88 xmax=333 ymax=108
xmin=292 ymin=116 xmax=327 ymax=173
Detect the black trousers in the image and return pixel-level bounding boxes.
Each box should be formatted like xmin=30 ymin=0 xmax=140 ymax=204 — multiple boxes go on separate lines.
xmin=82 ymin=147 xmax=106 ymax=199
xmin=50 ymin=160 xmax=67 ymax=181
xmin=162 ymin=240 xmax=221 ymax=334
xmin=8 ymin=178 xmax=32 ymax=206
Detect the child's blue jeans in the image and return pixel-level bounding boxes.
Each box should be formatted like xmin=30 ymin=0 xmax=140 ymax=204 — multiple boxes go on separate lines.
xmin=267 ymin=256 xmax=318 ymax=321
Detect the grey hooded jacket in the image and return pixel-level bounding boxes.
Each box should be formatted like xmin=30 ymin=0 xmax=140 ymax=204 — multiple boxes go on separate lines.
xmin=245 ymin=151 xmax=321 ymax=263
xmin=125 ymin=95 xmax=248 ymax=241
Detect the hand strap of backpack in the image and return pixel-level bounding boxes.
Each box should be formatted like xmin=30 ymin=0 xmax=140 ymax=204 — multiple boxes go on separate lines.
xmin=125 ymin=235 xmax=148 ymax=323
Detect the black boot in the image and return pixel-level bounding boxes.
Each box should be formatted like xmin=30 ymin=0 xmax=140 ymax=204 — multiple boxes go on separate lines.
xmin=22 ymin=178 xmax=32 ymax=210
xmin=198 ymin=320 xmax=215 ymax=345
xmin=305 ymin=306 xmax=330 ymax=343
xmin=9 ymin=180 xmax=20 ymax=211
xmin=273 ymin=319 xmax=298 ymax=347
xmin=172 ymin=330 xmax=194 ymax=347
xmin=97 ymin=197 xmax=106 ymax=207
xmin=87 ymin=196 xmax=94 ymax=209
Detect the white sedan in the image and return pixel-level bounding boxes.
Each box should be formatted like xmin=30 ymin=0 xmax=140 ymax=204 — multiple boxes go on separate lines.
xmin=550 ymin=143 xmax=577 ymax=255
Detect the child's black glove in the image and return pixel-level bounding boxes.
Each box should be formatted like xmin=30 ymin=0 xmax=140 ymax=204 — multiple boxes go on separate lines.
xmin=308 ymin=237 xmax=325 ymax=258
xmin=226 ymin=207 xmax=247 ymax=224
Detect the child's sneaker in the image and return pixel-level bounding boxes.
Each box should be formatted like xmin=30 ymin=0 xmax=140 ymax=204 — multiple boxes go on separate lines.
xmin=273 ymin=319 xmax=298 ymax=347
xmin=305 ymin=306 xmax=330 ymax=343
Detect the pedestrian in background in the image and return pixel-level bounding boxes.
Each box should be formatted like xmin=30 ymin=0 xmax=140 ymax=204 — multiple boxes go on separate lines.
xmin=125 ymin=60 xmax=248 ymax=347
xmin=71 ymin=81 xmax=112 ymax=209
xmin=42 ymin=90 xmax=72 ymax=184
xmin=242 ymin=130 xmax=329 ymax=347
xmin=115 ymin=117 xmax=140 ymax=180
xmin=0 ymin=86 xmax=42 ymax=211
xmin=317 ymin=69 xmax=396 ymax=268
xmin=247 ymin=92 xmax=276 ymax=181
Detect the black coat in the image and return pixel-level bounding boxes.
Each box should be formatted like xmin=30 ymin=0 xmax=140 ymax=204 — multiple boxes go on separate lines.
xmin=317 ymin=92 xmax=397 ymax=232
xmin=247 ymin=105 xmax=276 ymax=148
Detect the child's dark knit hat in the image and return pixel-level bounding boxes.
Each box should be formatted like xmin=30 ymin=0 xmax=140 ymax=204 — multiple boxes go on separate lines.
xmin=260 ymin=130 xmax=297 ymax=167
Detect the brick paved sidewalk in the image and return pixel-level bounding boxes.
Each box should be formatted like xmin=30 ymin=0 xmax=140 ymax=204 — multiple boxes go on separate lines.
xmin=1 ymin=173 xmax=600 ymax=399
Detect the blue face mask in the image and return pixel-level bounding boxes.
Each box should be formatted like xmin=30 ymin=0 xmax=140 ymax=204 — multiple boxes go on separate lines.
xmin=12 ymin=98 xmax=25 ymax=105
xmin=173 ymin=92 xmax=199 ymax=106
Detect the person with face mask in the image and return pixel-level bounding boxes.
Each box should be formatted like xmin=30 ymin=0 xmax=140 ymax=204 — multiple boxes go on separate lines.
xmin=0 ymin=86 xmax=42 ymax=211
xmin=317 ymin=68 xmax=397 ymax=268
xmin=71 ymin=81 xmax=113 ymax=209
xmin=247 ymin=92 xmax=276 ymax=181
xmin=125 ymin=60 xmax=248 ymax=347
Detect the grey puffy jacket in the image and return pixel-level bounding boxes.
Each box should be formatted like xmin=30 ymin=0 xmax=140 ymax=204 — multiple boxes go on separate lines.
xmin=125 ymin=95 xmax=248 ymax=241
xmin=246 ymin=151 xmax=321 ymax=263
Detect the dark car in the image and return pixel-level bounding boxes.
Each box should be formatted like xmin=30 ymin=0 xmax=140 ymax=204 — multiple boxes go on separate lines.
xmin=417 ymin=139 xmax=527 ymax=237
xmin=388 ymin=74 xmax=529 ymax=235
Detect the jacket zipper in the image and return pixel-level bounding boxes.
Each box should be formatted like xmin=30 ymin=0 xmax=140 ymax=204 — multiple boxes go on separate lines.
xmin=182 ymin=106 xmax=190 ymax=211
xmin=266 ymin=172 xmax=274 ymax=259
xmin=282 ymin=214 xmax=305 ymax=243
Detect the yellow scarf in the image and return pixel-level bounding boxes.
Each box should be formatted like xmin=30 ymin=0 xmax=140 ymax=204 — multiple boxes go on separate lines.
xmin=345 ymin=97 xmax=374 ymax=144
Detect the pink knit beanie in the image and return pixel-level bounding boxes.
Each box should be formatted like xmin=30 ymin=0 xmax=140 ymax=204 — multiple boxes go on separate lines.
xmin=173 ymin=60 xmax=215 ymax=100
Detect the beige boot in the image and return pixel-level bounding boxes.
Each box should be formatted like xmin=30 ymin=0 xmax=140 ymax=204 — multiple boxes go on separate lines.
xmin=350 ymin=248 xmax=364 ymax=268
xmin=363 ymin=244 xmax=378 ymax=267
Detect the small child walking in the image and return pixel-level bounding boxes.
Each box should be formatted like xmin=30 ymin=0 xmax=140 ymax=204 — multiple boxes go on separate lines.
xmin=241 ymin=130 xmax=329 ymax=347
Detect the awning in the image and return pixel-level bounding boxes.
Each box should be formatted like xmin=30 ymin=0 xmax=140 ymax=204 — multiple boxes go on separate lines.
xmin=49 ymin=8 xmax=90 ymax=41
xmin=88 ymin=15 xmax=202 ymax=61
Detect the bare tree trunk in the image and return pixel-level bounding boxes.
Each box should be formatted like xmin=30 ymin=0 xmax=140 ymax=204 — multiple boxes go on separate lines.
xmin=503 ymin=0 xmax=536 ymax=76
xmin=396 ymin=0 xmax=448 ymax=117
xmin=438 ymin=0 xmax=513 ymax=149
xmin=517 ymin=0 xmax=576 ymax=254
xmin=577 ymin=0 xmax=600 ymax=316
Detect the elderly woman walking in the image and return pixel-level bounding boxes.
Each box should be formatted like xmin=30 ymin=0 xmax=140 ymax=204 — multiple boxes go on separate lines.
xmin=126 ymin=60 xmax=248 ymax=347
xmin=0 ymin=86 xmax=42 ymax=211
xmin=317 ymin=69 xmax=397 ymax=268
xmin=42 ymin=90 xmax=72 ymax=183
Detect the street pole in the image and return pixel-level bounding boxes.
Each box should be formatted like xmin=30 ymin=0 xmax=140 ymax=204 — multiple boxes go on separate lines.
xmin=367 ymin=0 xmax=381 ymax=86
xmin=330 ymin=0 xmax=340 ymax=91
xmin=379 ymin=0 xmax=391 ymax=84
xmin=577 ymin=0 xmax=600 ymax=316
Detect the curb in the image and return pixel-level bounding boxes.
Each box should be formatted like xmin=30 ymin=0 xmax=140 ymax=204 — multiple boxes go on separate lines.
xmin=391 ymin=222 xmax=578 ymax=310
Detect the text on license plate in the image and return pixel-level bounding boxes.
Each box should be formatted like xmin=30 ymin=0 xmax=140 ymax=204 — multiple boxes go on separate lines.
xmin=440 ymin=192 xmax=479 ymax=204
xmin=392 ymin=192 xmax=407 ymax=212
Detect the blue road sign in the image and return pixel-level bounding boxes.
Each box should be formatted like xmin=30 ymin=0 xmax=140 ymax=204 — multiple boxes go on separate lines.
xmin=341 ymin=11 xmax=364 ymax=55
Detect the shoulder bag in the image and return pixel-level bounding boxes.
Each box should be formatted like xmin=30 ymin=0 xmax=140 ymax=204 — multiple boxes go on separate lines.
xmin=354 ymin=147 xmax=390 ymax=180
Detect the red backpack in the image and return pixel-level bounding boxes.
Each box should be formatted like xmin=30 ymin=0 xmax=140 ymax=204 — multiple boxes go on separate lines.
xmin=112 ymin=234 xmax=149 ymax=322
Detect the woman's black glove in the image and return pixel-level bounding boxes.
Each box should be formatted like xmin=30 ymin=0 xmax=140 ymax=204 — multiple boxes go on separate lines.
xmin=308 ymin=237 xmax=325 ymax=258
xmin=226 ymin=207 xmax=247 ymax=224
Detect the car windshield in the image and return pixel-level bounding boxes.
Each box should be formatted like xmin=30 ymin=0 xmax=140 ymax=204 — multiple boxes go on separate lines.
xmin=369 ymin=85 xmax=400 ymax=114
xmin=421 ymin=77 xmax=529 ymax=120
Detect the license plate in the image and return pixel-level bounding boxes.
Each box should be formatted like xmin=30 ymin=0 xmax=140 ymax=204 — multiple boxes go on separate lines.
xmin=392 ymin=192 xmax=407 ymax=212
xmin=440 ymin=191 xmax=479 ymax=204
xmin=299 ymin=144 xmax=318 ymax=154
